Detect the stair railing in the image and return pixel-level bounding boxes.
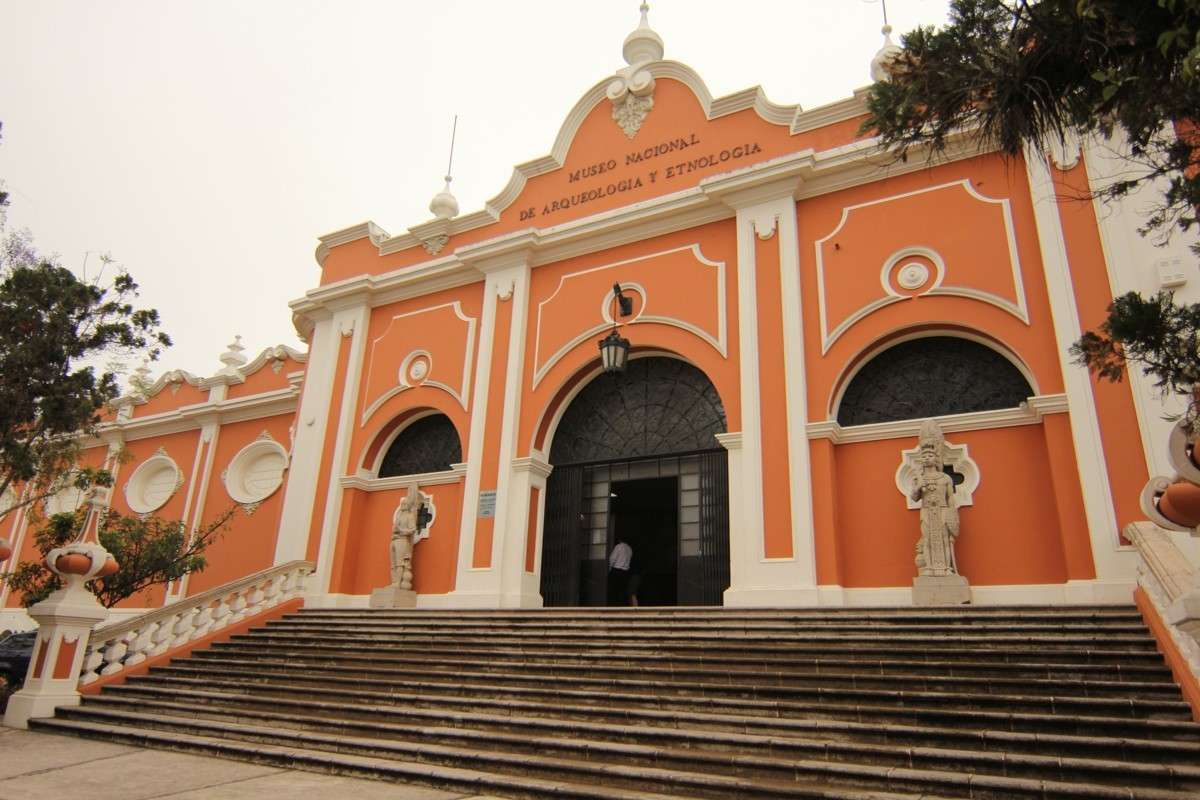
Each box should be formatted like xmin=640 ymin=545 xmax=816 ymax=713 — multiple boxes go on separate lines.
xmin=78 ymin=559 xmax=314 ymax=687
xmin=1125 ymin=521 xmax=1200 ymax=718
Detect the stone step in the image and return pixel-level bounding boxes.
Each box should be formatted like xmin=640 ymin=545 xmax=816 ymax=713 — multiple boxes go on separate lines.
xmin=247 ymin=625 xmax=1160 ymax=648
xmin=27 ymin=717 xmax=701 ymax=800
xmin=291 ymin=606 xmax=1144 ymax=621
xmin=73 ymin=692 xmax=1200 ymax=787
xmin=124 ymin=670 xmax=1195 ymax=721
xmin=199 ymin=641 xmax=1174 ymax=680
xmin=153 ymin=658 xmax=1185 ymax=707
xmin=105 ymin=678 xmax=1200 ymax=740
xmin=34 ymin=705 xmax=1197 ymax=799
xmin=271 ymin=616 xmax=1153 ymax=634
xmin=231 ymin=630 xmax=1163 ymax=657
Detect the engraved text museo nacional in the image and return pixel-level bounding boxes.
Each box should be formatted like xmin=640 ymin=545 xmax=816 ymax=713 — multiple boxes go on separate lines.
xmin=518 ymin=133 xmax=763 ymax=221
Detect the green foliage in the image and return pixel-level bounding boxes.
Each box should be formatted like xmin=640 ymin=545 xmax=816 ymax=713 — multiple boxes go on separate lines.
xmin=0 ymin=172 xmax=170 ymax=520
xmin=1070 ymin=291 xmax=1200 ymax=396
xmin=862 ymin=0 xmax=1200 ymax=402
xmin=1 ymin=506 xmax=237 ymax=609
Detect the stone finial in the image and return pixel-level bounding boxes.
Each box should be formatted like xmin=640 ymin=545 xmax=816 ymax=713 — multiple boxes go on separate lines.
xmin=130 ymin=359 xmax=153 ymax=397
xmin=429 ymin=176 xmax=459 ymax=221
xmin=622 ymin=2 xmax=664 ymax=66
xmin=219 ymin=335 xmax=248 ymax=374
xmin=870 ymin=24 xmax=903 ymax=83
xmin=608 ymin=3 xmax=662 ymax=139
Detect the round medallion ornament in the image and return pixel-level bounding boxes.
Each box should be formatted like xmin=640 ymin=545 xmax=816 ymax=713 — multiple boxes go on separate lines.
xmin=409 ymin=359 xmax=429 ymax=381
xmin=897 ymin=262 xmax=930 ymax=290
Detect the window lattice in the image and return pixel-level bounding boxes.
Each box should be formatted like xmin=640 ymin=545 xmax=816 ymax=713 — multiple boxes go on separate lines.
xmin=549 ymin=357 xmax=727 ymax=466
xmin=837 ymin=337 xmax=1033 ymax=427
xmin=379 ymin=414 xmax=462 ymax=477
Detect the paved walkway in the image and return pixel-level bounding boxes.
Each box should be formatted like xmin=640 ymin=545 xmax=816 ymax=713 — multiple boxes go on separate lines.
xmin=0 ymin=728 xmax=507 ymax=800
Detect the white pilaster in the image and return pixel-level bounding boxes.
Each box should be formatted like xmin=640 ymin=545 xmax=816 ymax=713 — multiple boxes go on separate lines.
xmin=167 ymin=417 xmax=219 ymax=602
xmin=310 ymin=303 xmax=371 ymax=594
xmin=502 ymin=455 xmax=553 ymax=608
xmin=724 ymin=189 xmax=819 ymax=607
xmin=451 ymin=262 xmax=531 ymax=606
xmin=1083 ymin=133 xmax=1200 ymax=568
xmin=275 ymin=314 xmax=343 ymax=564
xmin=1023 ymin=145 xmax=1136 ymax=584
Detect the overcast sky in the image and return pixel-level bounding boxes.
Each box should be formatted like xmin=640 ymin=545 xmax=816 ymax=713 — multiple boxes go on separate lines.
xmin=0 ymin=0 xmax=951 ymax=385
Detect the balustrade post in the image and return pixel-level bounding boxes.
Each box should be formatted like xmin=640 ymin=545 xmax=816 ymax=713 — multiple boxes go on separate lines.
xmin=3 ymin=543 xmax=111 ymax=728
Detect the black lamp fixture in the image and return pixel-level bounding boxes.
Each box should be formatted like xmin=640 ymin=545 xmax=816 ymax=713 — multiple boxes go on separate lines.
xmin=598 ymin=283 xmax=633 ymax=374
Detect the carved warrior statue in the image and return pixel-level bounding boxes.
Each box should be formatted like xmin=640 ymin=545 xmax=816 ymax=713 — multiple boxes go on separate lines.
xmin=910 ymin=419 xmax=960 ymax=576
xmin=389 ymin=485 xmax=420 ymax=591
xmin=908 ymin=419 xmax=971 ymax=604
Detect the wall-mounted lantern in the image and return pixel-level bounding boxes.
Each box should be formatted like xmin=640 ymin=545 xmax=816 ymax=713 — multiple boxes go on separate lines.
xmin=598 ymin=283 xmax=633 ymax=374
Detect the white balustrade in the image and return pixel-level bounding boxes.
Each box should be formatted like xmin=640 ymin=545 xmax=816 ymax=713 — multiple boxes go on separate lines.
xmin=78 ymin=560 xmax=312 ymax=688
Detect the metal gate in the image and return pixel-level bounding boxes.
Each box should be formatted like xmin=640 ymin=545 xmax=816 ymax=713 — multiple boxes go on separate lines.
xmin=696 ymin=450 xmax=730 ymax=606
xmin=540 ymin=451 xmax=729 ymax=606
xmin=539 ymin=464 xmax=585 ymax=607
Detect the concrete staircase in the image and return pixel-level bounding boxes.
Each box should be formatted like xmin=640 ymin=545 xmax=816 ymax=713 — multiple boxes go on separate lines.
xmin=30 ymin=606 xmax=1200 ymax=799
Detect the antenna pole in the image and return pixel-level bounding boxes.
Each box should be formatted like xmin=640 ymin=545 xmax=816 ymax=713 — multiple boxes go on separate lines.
xmin=445 ymin=115 xmax=458 ymax=179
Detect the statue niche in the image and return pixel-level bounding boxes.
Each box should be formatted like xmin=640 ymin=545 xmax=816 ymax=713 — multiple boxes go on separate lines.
xmin=908 ymin=419 xmax=971 ymax=605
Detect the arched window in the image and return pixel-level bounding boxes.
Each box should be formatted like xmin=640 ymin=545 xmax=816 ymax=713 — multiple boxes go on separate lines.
xmin=549 ymin=357 xmax=727 ymax=465
xmin=837 ymin=336 xmax=1033 ymax=426
xmin=378 ymin=414 xmax=462 ymax=478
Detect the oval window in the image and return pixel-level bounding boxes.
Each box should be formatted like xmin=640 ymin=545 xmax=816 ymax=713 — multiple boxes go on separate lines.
xmin=224 ymin=440 xmax=288 ymax=505
xmin=124 ymin=456 xmax=181 ymax=514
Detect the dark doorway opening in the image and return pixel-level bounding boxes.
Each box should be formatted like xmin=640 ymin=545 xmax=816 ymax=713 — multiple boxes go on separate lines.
xmin=610 ymin=477 xmax=678 ymax=606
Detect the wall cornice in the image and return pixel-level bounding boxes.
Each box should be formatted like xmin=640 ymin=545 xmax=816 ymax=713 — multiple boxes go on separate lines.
xmin=88 ymin=386 xmax=301 ymax=446
xmin=294 ymin=131 xmax=989 ymax=321
xmin=339 ymin=465 xmax=467 ymax=492
xmin=807 ymin=393 xmax=1069 ymax=444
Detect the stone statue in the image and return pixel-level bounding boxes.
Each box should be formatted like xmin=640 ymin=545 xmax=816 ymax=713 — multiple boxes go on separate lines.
xmin=389 ymin=485 xmax=420 ymax=591
xmin=910 ymin=419 xmax=960 ymax=576
xmin=371 ymin=485 xmax=421 ymax=608
xmin=908 ymin=419 xmax=970 ymax=604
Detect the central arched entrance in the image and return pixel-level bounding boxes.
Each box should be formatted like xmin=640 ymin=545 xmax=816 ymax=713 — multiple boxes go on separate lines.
xmin=540 ymin=356 xmax=730 ymax=607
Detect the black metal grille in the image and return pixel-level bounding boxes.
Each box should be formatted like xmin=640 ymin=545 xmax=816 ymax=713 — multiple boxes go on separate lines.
xmin=837 ymin=337 xmax=1033 ymax=427
xmin=549 ymin=358 xmax=727 ymax=466
xmin=697 ymin=450 xmax=730 ymax=605
xmin=539 ymin=464 xmax=585 ymax=607
xmin=378 ymin=414 xmax=463 ymax=477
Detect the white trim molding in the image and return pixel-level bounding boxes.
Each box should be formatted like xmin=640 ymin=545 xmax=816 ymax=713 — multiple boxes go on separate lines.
xmin=809 ymin=394 xmax=1069 ymax=444
xmin=359 ymin=301 xmax=478 ymax=424
xmin=1024 ymin=145 xmax=1135 ymax=583
xmin=815 ymin=180 xmax=1030 ymax=354
xmin=339 ymin=465 xmax=467 ymax=492
xmin=531 ymin=244 xmax=727 ymax=388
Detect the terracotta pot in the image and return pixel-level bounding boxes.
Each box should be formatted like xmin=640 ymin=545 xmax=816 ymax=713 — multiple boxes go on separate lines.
xmin=53 ymin=552 xmax=93 ymax=575
xmin=97 ymin=556 xmax=119 ymax=577
xmin=0 ymin=538 xmax=11 ymax=562
xmin=1158 ymin=480 xmax=1200 ymax=528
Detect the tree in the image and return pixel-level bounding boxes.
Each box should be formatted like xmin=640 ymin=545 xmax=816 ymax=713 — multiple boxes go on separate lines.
xmin=0 ymin=175 xmax=171 ymax=518
xmin=862 ymin=1 xmax=1200 ymax=416
xmin=0 ymin=125 xmax=240 ymax=611
xmin=2 ymin=505 xmax=238 ymax=608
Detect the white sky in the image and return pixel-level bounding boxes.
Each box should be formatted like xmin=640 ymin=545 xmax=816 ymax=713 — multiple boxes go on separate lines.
xmin=0 ymin=0 xmax=950 ymax=384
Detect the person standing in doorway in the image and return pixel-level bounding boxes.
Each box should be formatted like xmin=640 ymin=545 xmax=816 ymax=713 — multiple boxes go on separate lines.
xmin=607 ymin=534 xmax=633 ymax=606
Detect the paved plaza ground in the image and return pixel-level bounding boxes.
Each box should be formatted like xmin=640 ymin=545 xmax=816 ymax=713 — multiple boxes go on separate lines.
xmin=0 ymin=728 xmax=506 ymax=800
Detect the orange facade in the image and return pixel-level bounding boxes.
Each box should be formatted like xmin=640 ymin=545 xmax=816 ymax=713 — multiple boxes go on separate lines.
xmin=0 ymin=41 xmax=1165 ymax=619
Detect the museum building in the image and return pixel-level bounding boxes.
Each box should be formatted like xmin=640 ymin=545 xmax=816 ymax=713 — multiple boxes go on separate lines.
xmin=4 ymin=7 xmax=1198 ymax=623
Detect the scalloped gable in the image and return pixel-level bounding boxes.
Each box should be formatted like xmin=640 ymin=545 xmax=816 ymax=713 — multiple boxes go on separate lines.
xmin=316 ymin=61 xmax=870 ymax=281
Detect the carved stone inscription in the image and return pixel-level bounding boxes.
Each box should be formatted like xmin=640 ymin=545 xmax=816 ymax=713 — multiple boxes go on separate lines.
xmin=516 ymin=133 xmax=763 ymax=222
